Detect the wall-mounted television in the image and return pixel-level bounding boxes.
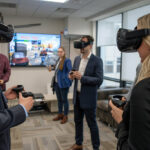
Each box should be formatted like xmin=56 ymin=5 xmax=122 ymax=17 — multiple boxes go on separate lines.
xmin=9 ymin=33 xmax=61 ymax=67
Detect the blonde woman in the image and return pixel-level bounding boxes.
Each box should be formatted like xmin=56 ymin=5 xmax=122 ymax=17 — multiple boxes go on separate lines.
xmin=110 ymin=13 xmax=150 ymax=149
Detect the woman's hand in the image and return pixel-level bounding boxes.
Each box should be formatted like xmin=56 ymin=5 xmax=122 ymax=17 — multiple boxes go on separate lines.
xmin=109 ymin=100 xmax=123 ymax=124
xmin=69 ymin=71 xmax=75 ymax=80
xmin=48 ymin=65 xmax=52 ymax=72
xmin=4 ymin=86 xmax=17 ymax=100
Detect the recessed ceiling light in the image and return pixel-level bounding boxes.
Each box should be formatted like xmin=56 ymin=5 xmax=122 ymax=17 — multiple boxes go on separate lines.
xmin=42 ymin=0 xmax=69 ymax=3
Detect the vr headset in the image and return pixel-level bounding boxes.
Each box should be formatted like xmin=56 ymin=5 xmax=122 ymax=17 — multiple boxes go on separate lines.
xmin=117 ymin=28 xmax=150 ymax=52
xmin=74 ymin=40 xmax=93 ymax=49
xmin=0 ymin=23 xmax=14 ymax=43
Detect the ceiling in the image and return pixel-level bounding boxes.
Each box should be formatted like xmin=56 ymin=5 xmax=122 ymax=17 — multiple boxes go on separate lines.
xmin=0 ymin=0 xmax=137 ymax=19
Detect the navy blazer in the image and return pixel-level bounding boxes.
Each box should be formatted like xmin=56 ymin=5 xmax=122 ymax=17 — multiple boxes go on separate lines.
xmin=73 ymin=54 xmax=103 ymax=109
xmin=57 ymin=58 xmax=72 ymax=88
xmin=0 ymin=88 xmax=26 ymax=150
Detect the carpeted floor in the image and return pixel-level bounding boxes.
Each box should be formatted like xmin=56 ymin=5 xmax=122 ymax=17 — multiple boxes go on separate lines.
xmin=11 ymin=111 xmax=117 ymax=150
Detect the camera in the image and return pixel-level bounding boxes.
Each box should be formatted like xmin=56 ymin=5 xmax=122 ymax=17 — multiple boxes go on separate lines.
xmin=12 ymin=85 xmax=34 ymax=98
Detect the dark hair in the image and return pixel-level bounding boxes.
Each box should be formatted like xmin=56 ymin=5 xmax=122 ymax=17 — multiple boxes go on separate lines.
xmin=81 ymin=35 xmax=94 ymax=44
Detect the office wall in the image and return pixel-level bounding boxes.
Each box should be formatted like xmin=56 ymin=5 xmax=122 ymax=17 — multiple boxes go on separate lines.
xmin=0 ymin=16 xmax=93 ymax=94
xmin=0 ymin=16 xmax=67 ymax=94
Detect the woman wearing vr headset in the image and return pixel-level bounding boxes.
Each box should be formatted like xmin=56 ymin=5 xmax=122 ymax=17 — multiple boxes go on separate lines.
xmin=109 ymin=13 xmax=150 ymax=150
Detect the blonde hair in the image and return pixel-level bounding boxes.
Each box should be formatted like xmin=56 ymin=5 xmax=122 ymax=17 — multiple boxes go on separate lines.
xmin=138 ymin=13 xmax=150 ymax=47
xmin=135 ymin=14 xmax=150 ymax=85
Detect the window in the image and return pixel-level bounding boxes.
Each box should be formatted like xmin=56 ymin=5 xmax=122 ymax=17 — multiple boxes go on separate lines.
xmin=97 ymin=14 xmax=122 ymax=83
xmin=96 ymin=4 xmax=150 ymax=88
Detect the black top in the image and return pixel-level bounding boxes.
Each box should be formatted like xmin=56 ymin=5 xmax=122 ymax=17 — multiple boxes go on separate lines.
xmin=116 ymin=77 xmax=150 ymax=150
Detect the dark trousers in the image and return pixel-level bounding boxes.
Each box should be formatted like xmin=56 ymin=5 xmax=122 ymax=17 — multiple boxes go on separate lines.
xmin=55 ymin=83 xmax=69 ymax=116
xmin=74 ymin=92 xmax=100 ymax=150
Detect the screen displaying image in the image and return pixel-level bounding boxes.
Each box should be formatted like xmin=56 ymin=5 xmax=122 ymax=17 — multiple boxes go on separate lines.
xmin=9 ymin=33 xmax=61 ymax=67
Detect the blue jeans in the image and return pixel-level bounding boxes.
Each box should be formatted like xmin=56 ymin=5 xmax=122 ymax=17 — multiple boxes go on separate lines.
xmin=54 ymin=83 xmax=69 ymax=116
xmin=74 ymin=92 xmax=100 ymax=150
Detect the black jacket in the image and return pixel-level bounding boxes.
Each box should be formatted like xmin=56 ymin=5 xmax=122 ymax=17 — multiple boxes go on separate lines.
xmin=116 ymin=77 xmax=150 ymax=150
xmin=72 ymin=54 xmax=103 ymax=109
xmin=0 ymin=88 xmax=26 ymax=150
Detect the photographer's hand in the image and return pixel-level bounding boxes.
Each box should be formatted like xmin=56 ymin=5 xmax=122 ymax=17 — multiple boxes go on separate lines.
xmin=109 ymin=100 xmax=123 ymax=124
xmin=19 ymin=93 xmax=34 ymax=113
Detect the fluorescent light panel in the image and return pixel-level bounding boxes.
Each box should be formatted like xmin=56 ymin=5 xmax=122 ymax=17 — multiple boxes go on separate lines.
xmin=42 ymin=0 xmax=69 ymax=3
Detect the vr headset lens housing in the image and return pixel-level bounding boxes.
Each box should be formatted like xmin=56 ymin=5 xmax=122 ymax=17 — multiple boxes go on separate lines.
xmin=117 ymin=28 xmax=150 ymax=53
xmin=0 ymin=24 xmax=14 ymax=43
xmin=74 ymin=40 xmax=93 ymax=49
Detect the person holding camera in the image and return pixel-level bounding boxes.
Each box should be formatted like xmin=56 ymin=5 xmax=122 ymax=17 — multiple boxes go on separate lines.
xmin=49 ymin=47 xmax=72 ymax=124
xmin=68 ymin=36 xmax=103 ymax=150
xmin=0 ymin=53 xmax=11 ymax=91
xmin=109 ymin=13 xmax=150 ymax=149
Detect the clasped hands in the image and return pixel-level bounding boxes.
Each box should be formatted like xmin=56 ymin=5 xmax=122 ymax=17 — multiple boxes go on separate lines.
xmin=69 ymin=71 xmax=82 ymax=80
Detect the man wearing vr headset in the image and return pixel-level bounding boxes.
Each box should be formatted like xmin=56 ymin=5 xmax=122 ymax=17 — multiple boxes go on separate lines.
xmin=109 ymin=13 xmax=150 ymax=150
xmin=0 ymin=23 xmax=34 ymax=150
xmin=68 ymin=36 xmax=103 ymax=150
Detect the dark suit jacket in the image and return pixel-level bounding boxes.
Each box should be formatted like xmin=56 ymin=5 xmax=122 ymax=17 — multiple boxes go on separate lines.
xmin=116 ymin=77 xmax=150 ymax=150
xmin=73 ymin=54 xmax=103 ymax=109
xmin=0 ymin=88 xmax=26 ymax=150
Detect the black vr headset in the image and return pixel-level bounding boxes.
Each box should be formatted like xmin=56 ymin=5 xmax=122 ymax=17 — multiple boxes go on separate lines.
xmin=117 ymin=28 xmax=150 ymax=52
xmin=0 ymin=23 xmax=14 ymax=43
xmin=74 ymin=40 xmax=93 ymax=49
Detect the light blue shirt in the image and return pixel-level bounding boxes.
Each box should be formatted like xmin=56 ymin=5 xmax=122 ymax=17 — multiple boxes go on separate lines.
xmin=19 ymin=104 xmax=28 ymax=117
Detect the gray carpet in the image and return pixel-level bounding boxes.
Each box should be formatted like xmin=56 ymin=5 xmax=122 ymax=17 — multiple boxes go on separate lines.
xmin=11 ymin=112 xmax=117 ymax=150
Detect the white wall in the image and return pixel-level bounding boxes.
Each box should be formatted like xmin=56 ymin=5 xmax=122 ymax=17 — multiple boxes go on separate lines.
xmin=0 ymin=16 xmax=93 ymax=94
xmin=0 ymin=16 xmax=65 ymax=94
xmin=67 ymin=17 xmax=92 ymax=35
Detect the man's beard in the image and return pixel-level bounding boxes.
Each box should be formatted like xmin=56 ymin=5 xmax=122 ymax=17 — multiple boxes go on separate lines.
xmin=80 ymin=49 xmax=85 ymax=54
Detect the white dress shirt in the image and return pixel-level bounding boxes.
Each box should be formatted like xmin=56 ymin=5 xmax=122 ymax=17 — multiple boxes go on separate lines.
xmin=77 ymin=52 xmax=92 ymax=92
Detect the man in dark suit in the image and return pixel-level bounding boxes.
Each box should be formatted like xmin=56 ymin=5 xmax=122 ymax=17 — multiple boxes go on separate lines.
xmin=0 ymin=86 xmax=34 ymax=150
xmin=68 ymin=36 xmax=103 ymax=150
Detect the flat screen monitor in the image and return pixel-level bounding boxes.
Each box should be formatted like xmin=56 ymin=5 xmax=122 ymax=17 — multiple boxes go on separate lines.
xmin=9 ymin=33 xmax=61 ymax=67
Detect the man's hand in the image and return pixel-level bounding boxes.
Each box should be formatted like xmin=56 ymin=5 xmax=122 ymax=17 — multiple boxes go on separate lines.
xmin=19 ymin=93 xmax=34 ymax=112
xmin=0 ymin=80 xmax=4 ymax=85
xmin=69 ymin=71 xmax=75 ymax=80
xmin=4 ymin=86 xmax=17 ymax=100
xmin=109 ymin=100 xmax=123 ymax=124
xmin=74 ymin=71 xmax=82 ymax=80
